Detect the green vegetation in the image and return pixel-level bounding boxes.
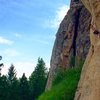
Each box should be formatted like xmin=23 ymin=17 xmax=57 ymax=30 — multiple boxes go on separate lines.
xmin=29 ymin=58 xmax=48 ymax=100
xmin=0 ymin=56 xmax=83 ymax=100
xmin=0 ymin=57 xmax=47 ymax=100
xmin=0 ymin=56 xmax=4 ymax=76
xmin=19 ymin=73 xmax=30 ymax=100
xmin=7 ymin=64 xmax=20 ymax=100
xmin=70 ymin=56 xmax=76 ymax=67
xmin=38 ymin=67 xmax=82 ymax=100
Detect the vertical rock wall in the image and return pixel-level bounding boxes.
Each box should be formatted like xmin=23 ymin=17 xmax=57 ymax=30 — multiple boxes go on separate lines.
xmin=74 ymin=0 xmax=100 ymax=100
xmin=46 ymin=0 xmax=91 ymax=90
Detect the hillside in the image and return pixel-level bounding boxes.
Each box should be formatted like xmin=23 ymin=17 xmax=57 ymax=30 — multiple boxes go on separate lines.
xmin=38 ymin=67 xmax=82 ymax=100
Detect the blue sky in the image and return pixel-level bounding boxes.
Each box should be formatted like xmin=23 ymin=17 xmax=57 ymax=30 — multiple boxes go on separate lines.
xmin=0 ymin=0 xmax=70 ymax=77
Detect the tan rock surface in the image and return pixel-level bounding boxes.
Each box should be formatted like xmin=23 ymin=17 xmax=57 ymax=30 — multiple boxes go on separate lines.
xmin=74 ymin=0 xmax=100 ymax=100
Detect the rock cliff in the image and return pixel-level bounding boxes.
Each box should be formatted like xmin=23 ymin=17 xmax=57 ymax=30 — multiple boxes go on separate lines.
xmin=46 ymin=0 xmax=91 ymax=90
xmin=74 ymin=0 xmax=100 ymax=100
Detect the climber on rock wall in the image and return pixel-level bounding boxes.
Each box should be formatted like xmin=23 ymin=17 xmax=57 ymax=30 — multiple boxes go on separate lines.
xmin=74 ymin=0 xmax=100 ymax=100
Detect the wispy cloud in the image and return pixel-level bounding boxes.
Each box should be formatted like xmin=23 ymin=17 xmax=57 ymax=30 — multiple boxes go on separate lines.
xmin=14 ymin=33 xmax=22 ymax=38
xmin=44 ymin=4 xmax=69 ymax=28
xmin=33 ymin=35 xmax=56 ymax=45
xmin=4 ymin=48 xmax=20 ymax=57
xmin=45 ymin=62 xmax=50 ymax=70
xmin=47 ymin=35 xmax=55 ymax=40
xmin=14 ymin=61 xmax=35 ymax=77
xmin=2 ymin=61 xmax=50 ymax=78
xmin=2 ymin=61 xmax=36 ymax=78
xmin=0 ymin=36 xmax=13 ymax=45
xmin=34 ymin=39 xmax=50 ymax=45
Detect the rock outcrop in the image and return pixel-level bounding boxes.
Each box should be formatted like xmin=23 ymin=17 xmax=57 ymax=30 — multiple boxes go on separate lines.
xmin=74 ymin=0 xmax=100 ymax=100
xmin=46 ymin=0 xmax=91 ymax=90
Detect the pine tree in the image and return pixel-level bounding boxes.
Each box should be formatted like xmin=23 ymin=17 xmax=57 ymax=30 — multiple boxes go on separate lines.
xmin=8 ymin=64 xmax=17 ymax=84
xmin=0 ymin=57 xmax=8 ymax=100
xmin=19 ymin=73 xmax=30 ymax=100
xmin=29 ymin=57 xmax=47 ymax=100
xmin=7 ymin=64 xmax=20 ymax=100
xmin=0 ymin=56 xmax=4 ymax=76
xmin=0 ymin=75 xmax=9 ymax=100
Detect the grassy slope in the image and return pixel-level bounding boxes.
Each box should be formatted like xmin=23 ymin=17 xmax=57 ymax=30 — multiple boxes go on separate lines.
xmin=38 ymin=67 xmax=82 ymax=100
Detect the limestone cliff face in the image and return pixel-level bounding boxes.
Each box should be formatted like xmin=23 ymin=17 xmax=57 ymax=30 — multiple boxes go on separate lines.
xmin=46 ymin=0 xmax=91 ymax=90
xmin=74 ymin=0 xmax=100 ymax=100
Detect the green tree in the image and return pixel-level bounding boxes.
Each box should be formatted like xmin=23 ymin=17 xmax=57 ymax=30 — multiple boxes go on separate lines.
xmin=0 ymin=57 xmax=8 ymax=100
xmin=19 ymin=73 xmax=30 ymax=100
xmin=0 ymin=56 xmax=4 ymax=76
xmin=7 ymin=64 xmax=20 ymax=100
xmin=8 ymin=64 xmax=17 ymax=84
xmin=0 ymin=75 xmax=9 ymax=100
xmin=29 ymin=57 xmax=47 ymax=100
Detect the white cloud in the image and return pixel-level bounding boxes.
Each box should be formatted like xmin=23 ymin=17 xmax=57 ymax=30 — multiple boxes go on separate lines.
xmin=15 ymin=33 xmax=22 ymax=38
xmin=44 ymin=4 xmax=69 ymax=28
xmin=1 ymin=61 xmax=50 ymax=78
xmin=45 ymin=62 xmax=50 ymax=70
xmin=34 ymin=39 xmax=50 ymax=45
xmin=0 ymin=36 xmax=13 ymax=45
xmin=47 ymin=35 xmax=56 ymax=40
xmin=32 ymin=34 xmax=55 ymax=45
xmin=1 ymin=61 xmax=35 ymax=78
xmin=14 ymin=61 xmax=35 ymax=77
xmin=4 ymin=48 xmax=20 ymax=57
xmin=1 ymin=63 xmax=9 ymax=75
